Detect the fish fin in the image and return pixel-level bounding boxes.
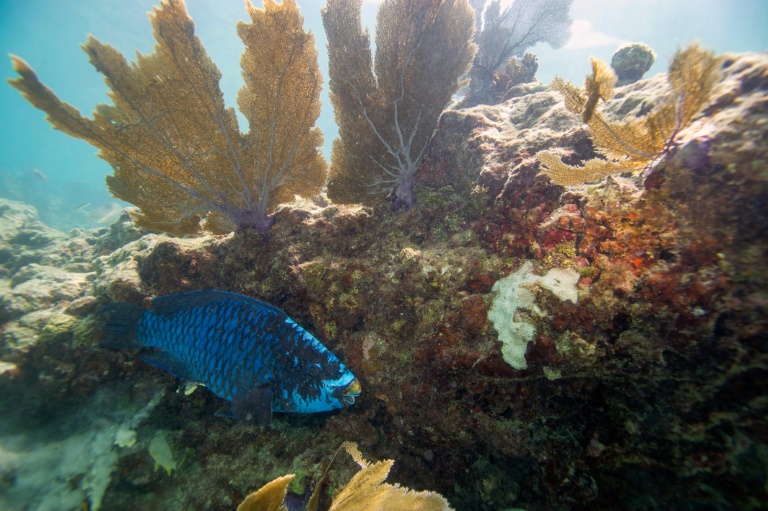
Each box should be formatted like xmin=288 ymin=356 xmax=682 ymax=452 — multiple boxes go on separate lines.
xmin=150 ymin=290 xmax=286 ymax=318
xmin=214 ymin=409 xmax=235 ymax=419
xmin=98 ymin=303 xmax=144 ymax=350
xmin=232 ymin=386 xmax=273 ymax=426
xmin=142 ymin=351 xmax=197 ymax=381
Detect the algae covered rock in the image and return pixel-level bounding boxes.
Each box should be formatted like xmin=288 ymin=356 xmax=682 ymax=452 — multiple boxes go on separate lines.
xmin=0 ymin=198 xmax=67 ymax=276
xmin=611 ymin=42 xmax=656 ymax=85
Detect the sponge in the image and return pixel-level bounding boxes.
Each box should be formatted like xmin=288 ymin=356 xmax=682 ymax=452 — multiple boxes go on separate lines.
xmin=488 ymin=262 xmax=579 ymax=370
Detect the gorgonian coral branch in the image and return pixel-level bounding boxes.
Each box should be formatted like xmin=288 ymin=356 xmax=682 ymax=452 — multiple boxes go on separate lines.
xmin=8 ymin=0 xmax=325 ymax=239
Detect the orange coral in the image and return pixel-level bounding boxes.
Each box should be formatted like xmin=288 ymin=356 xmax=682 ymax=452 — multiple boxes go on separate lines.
xmin=8 ymin=0 xmax=325 ymax=238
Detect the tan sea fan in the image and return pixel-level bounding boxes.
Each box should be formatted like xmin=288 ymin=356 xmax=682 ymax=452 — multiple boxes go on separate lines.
xmin=237 ymin=474 xmax=293 ymax=511
xmin=321 ymin=0 xmax=476 ymax=208
xmin=240 ymin=442 xmax=453 ymax=511
xmin=8 ymin=0 xmax=325 ymax=239
xmin=536 ymin=42 xmax=723 ymax=186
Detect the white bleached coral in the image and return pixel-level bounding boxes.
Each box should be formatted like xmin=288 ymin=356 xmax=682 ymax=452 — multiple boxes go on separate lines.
xmin=488 ymin=261 xmax=580 ymax=370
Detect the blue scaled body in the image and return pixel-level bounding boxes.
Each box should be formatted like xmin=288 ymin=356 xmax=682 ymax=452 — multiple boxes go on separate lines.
xmin=100 ymin=291 xmax=360 ymax=424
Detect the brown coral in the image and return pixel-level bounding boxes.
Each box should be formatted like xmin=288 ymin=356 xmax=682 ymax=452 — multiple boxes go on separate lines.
xmin=8 ymin=0 xmax=325 ymax=238
xmin=537 ymin=42 xmax=722 ymax=186
xmin=321 ymin=0 xmax=476 ymax=208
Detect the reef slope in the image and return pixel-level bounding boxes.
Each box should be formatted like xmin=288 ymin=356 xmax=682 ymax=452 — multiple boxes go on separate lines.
xmin=1 ymin=52 xmax=766 ymax=510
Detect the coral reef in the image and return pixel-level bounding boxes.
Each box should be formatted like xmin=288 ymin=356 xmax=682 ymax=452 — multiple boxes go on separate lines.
xmin=504 ymin=52 xmax=539 ymax=88
xmin=460 ymin=53 xmax=541 ymax=109
xmin=1 ymin=51 xmax=766 ymax=510
xmin=611 ymin=42 xmax=656 ymax=85
xmin=8 ymin=0 xmax=325 ymax=238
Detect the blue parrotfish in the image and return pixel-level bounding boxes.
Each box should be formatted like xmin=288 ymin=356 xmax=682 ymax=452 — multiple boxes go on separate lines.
xmin=99 ymin=291 xmax=360 ymax=425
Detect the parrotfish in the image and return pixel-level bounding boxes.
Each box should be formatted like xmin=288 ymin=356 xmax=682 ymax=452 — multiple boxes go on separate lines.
xmin=100 ymin=291 xmax=360 ymax=425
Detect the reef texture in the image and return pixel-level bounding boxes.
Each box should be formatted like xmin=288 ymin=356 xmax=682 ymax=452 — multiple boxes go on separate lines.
xmin=1 ymin=52 xmax=767 ymax=511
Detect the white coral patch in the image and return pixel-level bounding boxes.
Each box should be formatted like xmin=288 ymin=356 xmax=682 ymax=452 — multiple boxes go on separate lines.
xmin=488 ymin=262 xmax=580 ymax=370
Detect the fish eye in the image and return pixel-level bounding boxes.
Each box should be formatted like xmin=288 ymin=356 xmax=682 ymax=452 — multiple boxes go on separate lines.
xmin=307 ymin=363 xmax=321 ymax=377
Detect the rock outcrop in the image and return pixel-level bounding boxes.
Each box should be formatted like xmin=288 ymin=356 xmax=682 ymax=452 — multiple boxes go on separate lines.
xmin=1 ymin=52 xmax=766 ymax=510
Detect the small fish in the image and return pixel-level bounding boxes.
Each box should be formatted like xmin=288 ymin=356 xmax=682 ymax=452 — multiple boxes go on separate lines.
xmin=73 ymin=201 xmax=91 ymax=212
xmin=149 ymin=431 xmax=177 ymax=476
xmin=32 ymin=167 xmax=48 ymax=181
xmin=87 ymin=202 xmax=123 ymax=224
xmin=100 ymin=291 xmax=360 ymax=425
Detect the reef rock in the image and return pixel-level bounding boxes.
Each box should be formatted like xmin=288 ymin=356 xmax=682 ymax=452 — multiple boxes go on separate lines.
xmin=611 ymin=42 xmax=656 ymax=85
xmin=0 ymin=198 xmax=67 ymax=276
xmin=0 ymin=52 xmax=767 ymax=510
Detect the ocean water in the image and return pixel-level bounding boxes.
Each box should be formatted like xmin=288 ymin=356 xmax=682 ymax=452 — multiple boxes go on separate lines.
xmin=0 ymin=1 xmax=767 ymax=510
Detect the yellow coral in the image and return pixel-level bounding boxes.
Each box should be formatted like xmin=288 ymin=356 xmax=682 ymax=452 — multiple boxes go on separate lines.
xmin=582 ymin=56 xmax=616 ymax=123
xmin=241 ymin=442 xmax=453 ymax=511
xmin=8 ymin=0 xmax=325 ymax=238
xmin=537 ymin=42 xmax=723 ymax=186
xmin=237 ymin=474 xmax=293 ymax=511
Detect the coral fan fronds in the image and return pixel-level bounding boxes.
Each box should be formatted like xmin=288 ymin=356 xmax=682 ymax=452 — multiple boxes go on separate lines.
xmin=537 ymin=42 xmax=722 ymax=186
xmin=8 ymin=0 xmax=325 ymax=238
xmin=322 ymin=0 xmax=476 ymax=209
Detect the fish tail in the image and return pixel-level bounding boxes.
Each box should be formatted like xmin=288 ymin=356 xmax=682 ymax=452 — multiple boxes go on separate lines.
xmin=98 ymin=303 xmax=145 ymax=350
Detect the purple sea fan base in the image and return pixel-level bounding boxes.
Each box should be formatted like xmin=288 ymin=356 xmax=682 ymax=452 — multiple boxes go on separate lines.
xmin=676 ymin=135 xmax=713 ymax=171
xmin=225 ymin=206 xmax=276 ymax=240
xmin=392 ymin=172 xmax=416 ymax=210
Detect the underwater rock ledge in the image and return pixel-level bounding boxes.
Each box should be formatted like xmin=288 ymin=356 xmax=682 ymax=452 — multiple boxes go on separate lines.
xmin=0 ymin=51 xmax=767 ymax=510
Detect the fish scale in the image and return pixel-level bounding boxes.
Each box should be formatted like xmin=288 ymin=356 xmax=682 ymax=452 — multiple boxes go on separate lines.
xmin=100 ymin=290 xmax=360 ymax=425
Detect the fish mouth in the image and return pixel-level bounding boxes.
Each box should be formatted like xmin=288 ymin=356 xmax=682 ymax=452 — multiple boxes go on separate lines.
xmin=342 ymin=378 xmax=362 ymax=405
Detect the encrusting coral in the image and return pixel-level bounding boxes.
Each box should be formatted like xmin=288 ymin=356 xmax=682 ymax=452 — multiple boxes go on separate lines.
xmin=537 ymin=42 xmax=723 ymax=186
xmin=239 ymin=442 xmax=453 ymax=511
xmin=321 ymin=0 xmax=476 ymax=208
xmin=8 ymin=0 xmax=325 ymax=239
